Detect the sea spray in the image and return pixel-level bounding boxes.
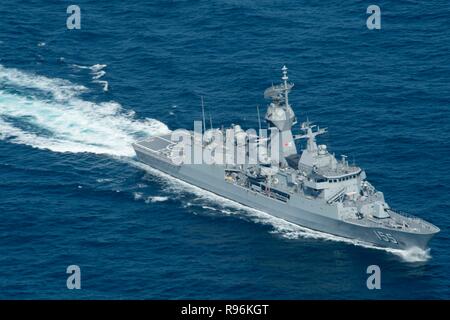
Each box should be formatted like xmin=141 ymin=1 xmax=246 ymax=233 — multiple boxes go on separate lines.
xmin=0 ymin=65 xmax=169 ymax=156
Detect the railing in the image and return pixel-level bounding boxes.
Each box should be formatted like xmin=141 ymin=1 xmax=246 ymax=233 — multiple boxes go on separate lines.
xmin=327 ymin=188 xmax=346 ymax=204
xmin=389 ymin=208 xmax=423 ymax=221
xmin=388 ymin=209 xmax=438 ymax=231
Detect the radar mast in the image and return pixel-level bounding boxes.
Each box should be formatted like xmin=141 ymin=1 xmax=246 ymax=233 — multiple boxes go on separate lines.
xmin=264 ymin=66 xmax=298 ymax=159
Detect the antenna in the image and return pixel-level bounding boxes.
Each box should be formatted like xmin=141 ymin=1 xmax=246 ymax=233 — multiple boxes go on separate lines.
xmin=256 ymin=105 xmax=262 ymax=134
xmin=201 ymin=96 xmax=206 ymax=132
xmin=209 ymin=113 xmax=213 ymax=130
xmin=282 ymin=65 xmax=289 ymax=108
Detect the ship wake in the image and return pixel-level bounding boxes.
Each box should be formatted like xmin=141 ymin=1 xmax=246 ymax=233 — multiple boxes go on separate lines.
xmin=0 ymin=65 xmax=169 ymax=156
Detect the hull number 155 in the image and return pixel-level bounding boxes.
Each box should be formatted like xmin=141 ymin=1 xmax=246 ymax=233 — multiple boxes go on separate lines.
xmin=374 ymin=231 xmax=398 ymax=244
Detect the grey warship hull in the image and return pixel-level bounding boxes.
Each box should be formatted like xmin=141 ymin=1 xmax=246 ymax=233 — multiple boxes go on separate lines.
xmin=133 ymin=136 xmax=437 ymax=251
xmin=133 ymin=66 xmax=439 ymax=251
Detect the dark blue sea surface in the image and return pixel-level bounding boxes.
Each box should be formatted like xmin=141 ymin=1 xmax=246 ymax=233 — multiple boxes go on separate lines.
xmin=0 ymin=0 xmax=449 ymax=299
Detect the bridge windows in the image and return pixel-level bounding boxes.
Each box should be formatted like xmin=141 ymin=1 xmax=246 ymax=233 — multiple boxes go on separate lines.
xmin=327 ymin=174 xmax=359 ymax=183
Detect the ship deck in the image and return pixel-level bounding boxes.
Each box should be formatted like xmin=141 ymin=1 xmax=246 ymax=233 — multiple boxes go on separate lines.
xmin=344 ymin=210 xmax=439 ymax=235
xmin=135 ymin=134 xmax=175 ymax=154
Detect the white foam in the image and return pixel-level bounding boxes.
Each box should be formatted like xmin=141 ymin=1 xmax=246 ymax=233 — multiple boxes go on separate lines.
xmin=388 ymin=247 xmax=431 ymax=263
xmin=93 ymin=80 xmax=109 ymax=92
xmin=133 ymin=191 xmax=168 ymax=203
xmin=71 ymin=63 xmax=107 ymax=72
xmin=71 ymin=63 xmax=109 ymax=92
xmin=90 ymin=64 xmax=107 ymax=72
xmin=0 ymin=65 xmax=87 ymax=101
xmin=0 ymin=65 xmax=169 ymax=156
xmin=93 ymin=71 xmax=106 ymax=80
xmin=145 ymin=196 xmax=169 ymax=203
xmin=201 ymin=205 xmax=218 ymax=211
xmin=92 ymin=70 xmax=106 ymax=80
xmin=133 ymin=192 xmax=144 ymax=200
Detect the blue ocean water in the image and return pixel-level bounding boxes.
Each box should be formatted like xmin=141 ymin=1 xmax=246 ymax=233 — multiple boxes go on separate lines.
xmin=0 ymin=0 xmax=449 ymax=299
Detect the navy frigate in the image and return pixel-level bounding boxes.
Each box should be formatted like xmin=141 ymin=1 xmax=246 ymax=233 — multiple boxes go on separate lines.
xmin=133 ymin=66 xmax=439 ymax=250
